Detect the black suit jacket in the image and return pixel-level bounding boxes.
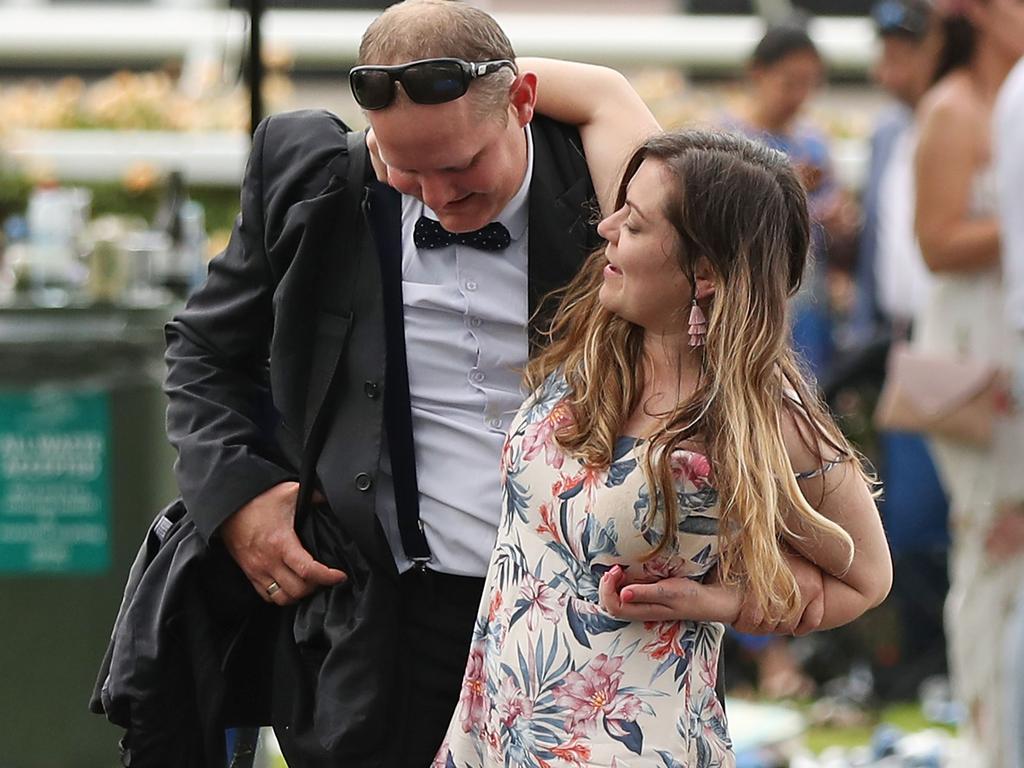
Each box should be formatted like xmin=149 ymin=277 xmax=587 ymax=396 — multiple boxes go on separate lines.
xmin=161 ymin=109 xmax=598 ymax=759
xmin=165 ymin=109 xmax=597 ymax=572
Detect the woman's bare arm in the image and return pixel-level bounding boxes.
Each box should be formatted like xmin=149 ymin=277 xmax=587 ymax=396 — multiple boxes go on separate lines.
xmin=915 ymin=82 xmax=1001 ymax=273
xmin=520 ymin=57 xmax=660 ymax=215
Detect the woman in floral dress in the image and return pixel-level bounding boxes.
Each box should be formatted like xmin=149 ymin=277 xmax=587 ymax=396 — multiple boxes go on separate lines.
xmin=434 ymin=125 xmax=892 ymax=768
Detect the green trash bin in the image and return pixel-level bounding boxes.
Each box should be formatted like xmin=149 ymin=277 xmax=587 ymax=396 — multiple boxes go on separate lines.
xmin=0 ymin=304 xmax=179 ymax=768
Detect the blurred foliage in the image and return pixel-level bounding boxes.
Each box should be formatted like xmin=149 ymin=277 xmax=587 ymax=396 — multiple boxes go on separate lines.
xmin=0 ymin=164 xmax=32 ymax=222
xmin=88 ymin=181 xmax=240 ymax=234
xmin=0 ymin=172 xmax=239 ymax=234
xmin=0 ymin=68 xmax=292 ymax=132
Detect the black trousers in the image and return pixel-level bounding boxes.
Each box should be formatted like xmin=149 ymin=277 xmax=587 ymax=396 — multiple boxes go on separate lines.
xmin=274 ymin=568 xmax=484 ymax=768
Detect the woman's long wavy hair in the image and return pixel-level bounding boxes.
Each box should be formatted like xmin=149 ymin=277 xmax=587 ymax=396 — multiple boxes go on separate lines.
xmin=525 ymin=130 xmax=866 ymax=622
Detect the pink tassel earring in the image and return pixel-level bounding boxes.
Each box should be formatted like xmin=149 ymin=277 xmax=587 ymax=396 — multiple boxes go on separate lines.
xmin=688 ymin=299 xmax=707 ymax=347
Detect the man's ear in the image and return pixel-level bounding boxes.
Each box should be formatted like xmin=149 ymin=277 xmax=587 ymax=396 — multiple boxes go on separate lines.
xmin=694 ymin=256 xmax=716 ymax=301
xmin=508 ymin=71 xmax=538 ymax=127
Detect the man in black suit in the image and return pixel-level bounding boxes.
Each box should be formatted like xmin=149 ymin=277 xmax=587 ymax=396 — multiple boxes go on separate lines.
xmin=163 ymin=2 xmax=652 ymax=765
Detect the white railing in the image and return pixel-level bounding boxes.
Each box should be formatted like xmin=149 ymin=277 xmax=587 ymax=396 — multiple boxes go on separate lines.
xmin=0 ymin=6 xmax=875 ymax=188
xmin=0 ymin=6 xmax=877 ymax=71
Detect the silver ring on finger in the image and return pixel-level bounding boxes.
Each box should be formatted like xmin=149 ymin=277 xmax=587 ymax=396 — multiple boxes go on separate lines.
xmin=265 ymin=580 xmax=281 ymax=597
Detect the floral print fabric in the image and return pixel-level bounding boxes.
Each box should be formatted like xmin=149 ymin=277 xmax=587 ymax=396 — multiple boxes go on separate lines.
xmin=436 ymin=375 xmax=734 ymax=768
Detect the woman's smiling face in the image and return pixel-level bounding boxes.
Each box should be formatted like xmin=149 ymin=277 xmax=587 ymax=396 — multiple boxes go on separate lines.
xmin=596 ymin=158 xmax=692 ymax=336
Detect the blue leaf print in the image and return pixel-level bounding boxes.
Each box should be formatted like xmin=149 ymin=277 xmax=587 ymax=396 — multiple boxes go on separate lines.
xmin=604 ymin=716 xmax=644 ymax=755
xmin=565 ymin=601 xmax=630 ymax=648
xmin=695 ymin=731 xmax=713 ymax=768
xmin=591 ymin=562 xmax=616 ymax=581
xmin=651 ymin=654 xmax=680 ymax=685
xmin=509 ymin=597 xmax=532 ymax=629
xmin=566 ymin=600 xmax=593 ymax=649
xmin=678 ymin=515 xmax=719 ymax=536
xmin=494 ymin=543 xmax=528 ymax=592
xmin=558 ymin=480 xmax=585 ymax=500
xmin=611 ymin=435 xmax=640 ymax=462
xmin=606 ymin=457 xmax=638 ymax=487
xmin=691 ymin=544 xmax=712 ymax=565
xmin=585 ymin=517 xmax=620 ymax=562
xmin=444 ymin=751 xmax=457 ymax=768
xmin=656 ymin=750 xmax=686 ymax=768
xmin=517 ymin=647 xmax=531 ymax=697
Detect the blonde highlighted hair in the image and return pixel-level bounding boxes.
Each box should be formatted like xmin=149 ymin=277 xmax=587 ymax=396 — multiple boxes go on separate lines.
xmin=526 ymin=130 xmax=868 ymax=622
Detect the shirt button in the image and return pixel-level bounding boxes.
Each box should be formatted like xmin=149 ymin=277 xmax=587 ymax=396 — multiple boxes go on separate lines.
xmin=364 ymin=381 xmax=381 ymax=399
xmin=489 ymin=417 xmax=503 ymax=429
xmin=465 ymin=280 xmax=478 ymax=292
xmin=471 ymin=371 xmax=485 ymax=383
xmin=354 ymin=472 xmax=373 ymax=492
xmin=469 ymin=317 xmax=482 ymax=328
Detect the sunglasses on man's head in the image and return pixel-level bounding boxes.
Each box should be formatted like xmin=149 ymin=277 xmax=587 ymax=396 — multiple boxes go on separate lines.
xmin=349 ymin=57 xmax=517 ymax=110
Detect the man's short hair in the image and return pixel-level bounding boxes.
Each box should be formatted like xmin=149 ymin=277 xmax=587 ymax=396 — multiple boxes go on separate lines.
xmin=357 ymin=0 xmax=517 ymax=118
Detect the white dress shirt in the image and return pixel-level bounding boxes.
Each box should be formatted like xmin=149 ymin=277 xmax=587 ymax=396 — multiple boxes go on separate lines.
xmin=375 ymin=126 xmax=534 ymax=577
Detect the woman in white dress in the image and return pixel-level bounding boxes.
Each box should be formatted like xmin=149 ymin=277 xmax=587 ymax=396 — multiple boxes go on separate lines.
xmin=913 ymin=7 xmax=1024 ymax=766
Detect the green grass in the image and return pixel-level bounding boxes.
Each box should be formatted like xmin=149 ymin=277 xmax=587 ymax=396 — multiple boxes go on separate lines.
xmin=803 ymin=702 xmax=956 ymax=754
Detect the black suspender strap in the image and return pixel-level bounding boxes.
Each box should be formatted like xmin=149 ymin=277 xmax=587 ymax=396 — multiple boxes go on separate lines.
xmin=365 ymin=181 xmax=432 ymax=565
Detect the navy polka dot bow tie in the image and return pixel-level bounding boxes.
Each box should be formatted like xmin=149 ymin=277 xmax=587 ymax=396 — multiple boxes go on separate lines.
xmin=413 ymin=216 xmax=511 ymax=252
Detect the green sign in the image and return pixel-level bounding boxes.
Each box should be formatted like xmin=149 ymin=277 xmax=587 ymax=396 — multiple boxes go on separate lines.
xmin=0 ymin=390 xmax=111 ymax=574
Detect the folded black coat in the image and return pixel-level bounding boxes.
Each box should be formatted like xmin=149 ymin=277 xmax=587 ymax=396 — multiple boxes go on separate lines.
xmin=89 ymin=498 xmax=278 ymax=768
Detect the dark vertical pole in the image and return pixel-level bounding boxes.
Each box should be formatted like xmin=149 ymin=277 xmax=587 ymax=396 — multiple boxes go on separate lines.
xmin=248 ymin=0 xmax=264 ymax=136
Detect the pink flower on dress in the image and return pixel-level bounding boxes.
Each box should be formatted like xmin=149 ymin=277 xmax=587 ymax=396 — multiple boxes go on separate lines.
xmin=639 ymin=555 xmax=686 ymax=581
xmin=550 ymin=736 xmax=593 ymax=766
xmin=430 ymin=742 xmax=450 ymax=768
xmin=496 ymin=674 xmax=533 ymax=727
xmin=535 ymin=502 xmax=562 ymax=543
xmin=459 ymin=643 xmax=488 ymax=734
xmin=671 ymin=450 xmax=713 ymax=488
xmin=641 ymin=620 xmax=687 ymax=661
xmin=488 ymin=589 xmax=503 ymax=623
xmin=554 ymin=654 xmax=644 ymax=734
xmin=520 ymin=579 xmax=566 ymax=631
xmin=521 ymin=403 xmax=574 ymax=469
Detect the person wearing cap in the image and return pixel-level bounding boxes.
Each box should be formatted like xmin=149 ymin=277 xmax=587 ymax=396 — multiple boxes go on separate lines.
xmin=851 ymin=0 xmax=950 ymax=701
xmin=161 ymin=2 xmax=667 ymax=766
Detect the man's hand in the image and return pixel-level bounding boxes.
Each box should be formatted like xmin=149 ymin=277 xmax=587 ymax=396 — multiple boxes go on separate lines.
xmin=220 ymin=482 xmax=347 ymax=605
xmin=733 ymin=552 xmax=825 ymax=637
xmin=598 ymin=565 xmax=742 ymax=624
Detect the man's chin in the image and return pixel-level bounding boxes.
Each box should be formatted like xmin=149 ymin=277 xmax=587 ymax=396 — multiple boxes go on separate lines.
xmin=435 ymin=198 xmax=500 ymax=233
xmin=437 ymin=213 xmax=491 ymax=234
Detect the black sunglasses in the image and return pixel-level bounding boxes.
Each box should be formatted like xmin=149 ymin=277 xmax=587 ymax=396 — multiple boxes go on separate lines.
xmin=349 ymin=57 xmax=517 ymax=110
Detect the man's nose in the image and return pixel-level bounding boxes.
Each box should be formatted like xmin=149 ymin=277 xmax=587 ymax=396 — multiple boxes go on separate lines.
xmin=420 ymin=175 xmax=456 ymax=211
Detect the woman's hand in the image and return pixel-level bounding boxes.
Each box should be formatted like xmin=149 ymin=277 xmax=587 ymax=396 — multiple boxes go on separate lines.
xmin=598 ymin=565 xmax=741 ymax=624
xmin=733 ymin=553 xmax=825 ymax=637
